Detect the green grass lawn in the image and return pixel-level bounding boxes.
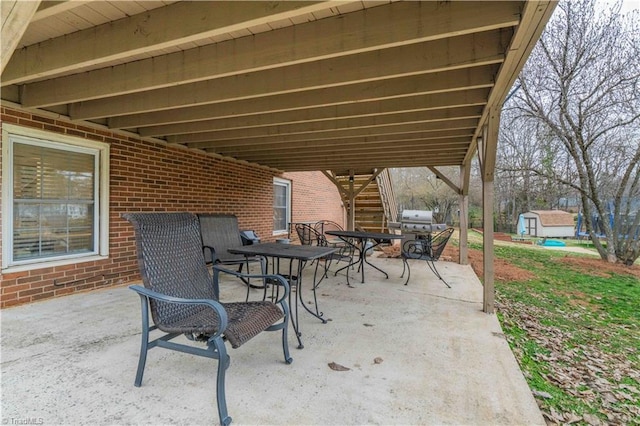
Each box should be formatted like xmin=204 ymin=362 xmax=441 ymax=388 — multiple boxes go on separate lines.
xmin=467 ymin=238 xmax=640 ymax=424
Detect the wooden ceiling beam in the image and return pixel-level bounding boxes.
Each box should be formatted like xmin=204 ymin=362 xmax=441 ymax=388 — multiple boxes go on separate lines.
xmin=182 ymin=119 xmax=479 ymax=148
xmin=258 ymin=156 xmax=466 ymax=172
xmin=139 ymin=88 xmax=490 ymax=137
xmin=15 ymin=1 xmax=519 ymax=106
xmin=1 ymin=0 xmax=40 ymax=74
xmin=185 ymin=127 xmax=477 ymax=150
xmin=3 ymin=1 xmax=329 ymax=85
xmin=167 ymin=106 xmax=484 ymax=144
xmin=211 ymin=138 xmax=472 ymax=157
xmin=32 ymin=1 xmax=88 ymax=22
xmin=109 ymin=65 xmax=498 ymax=130
xmin=217 ymin=149 xmax=470 ymax=165
xmin=67 ymin=29 xmax=509 ymax=119
xmin=255 ymin=158 xmax=466 ymax=170
xmin=195 ymin=133 xmax=473 ymax=153
xmin=236 ymin=147 xmax=468 ymax=159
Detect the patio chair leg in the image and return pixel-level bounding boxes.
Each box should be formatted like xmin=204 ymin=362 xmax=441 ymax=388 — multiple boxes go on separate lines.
xmin=134 ymin=296 xmax=151 ymax=387
xmin=427 ymin=260 xmax=451 ymax=288
xmin=400 ymin=258 xmax=410 ymax=286
xmin=281 ymin=304 xmax=293 ymax=364
xmin=212 ymin=336 xmax=232 ymax=426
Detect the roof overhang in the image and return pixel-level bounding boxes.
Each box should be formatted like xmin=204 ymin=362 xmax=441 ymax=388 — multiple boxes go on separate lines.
xmin=1 ymin=1 xmax=556 ymax=175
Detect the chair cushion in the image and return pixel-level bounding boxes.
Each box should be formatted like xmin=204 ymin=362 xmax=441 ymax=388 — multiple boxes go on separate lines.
xmin=156 ymin=301 xmax=283 ymax=349
xmin=223 ymin=302 xmax=284 ymax=348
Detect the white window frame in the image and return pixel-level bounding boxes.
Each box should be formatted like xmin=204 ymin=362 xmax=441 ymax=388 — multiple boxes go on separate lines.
xmin=2 ymin=124 xmax=110 ymax=272
xmin=273 ymin=177 xmax=291 ymax=235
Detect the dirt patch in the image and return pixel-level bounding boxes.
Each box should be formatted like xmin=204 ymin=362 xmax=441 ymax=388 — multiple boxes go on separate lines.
xmin=494 ymin=232 xmax=534 ymax=244
xmin=446 ymin=245 xmax=536 ymax=283
xmin=379 ymin=240 xmax=640 ymax=282
xmin=555 ymin=255 xmax=640 ymax=279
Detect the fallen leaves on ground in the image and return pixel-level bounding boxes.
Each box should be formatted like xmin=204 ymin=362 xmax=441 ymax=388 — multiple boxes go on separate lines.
xmin=498 ymin=298 xmax=640 ymax=425
xmin=383 ymin=235 xmax=640 ymax=424
xmin=328 ymin=362 xmax=350 ymax=371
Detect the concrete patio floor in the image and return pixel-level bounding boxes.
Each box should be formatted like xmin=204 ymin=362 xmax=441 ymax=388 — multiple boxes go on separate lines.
xmin=1 ymin=254 xmax=544 ymax=425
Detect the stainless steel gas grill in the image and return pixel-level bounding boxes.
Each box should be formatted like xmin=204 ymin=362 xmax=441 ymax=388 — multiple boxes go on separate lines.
xmin=388 ymin=209 xmax=453 ymax=287
xmin=388 ymin=209 xmax=447 ymax=235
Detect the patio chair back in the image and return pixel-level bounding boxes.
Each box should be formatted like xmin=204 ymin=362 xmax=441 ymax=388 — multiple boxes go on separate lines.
xmin=295 ymin=222 xmax=352 ymax=282
xmin=430 ymin=227 xmax=455 ymax=261
xmin=125 ymin=212 xmax=215 ymax=328
xmin=198 ymin=213 xmax=247 ymax=264
xmin=314 ymin=220 xmax=343 ymax=244
xmin=295 ymin=223 xmax=322 ymax=246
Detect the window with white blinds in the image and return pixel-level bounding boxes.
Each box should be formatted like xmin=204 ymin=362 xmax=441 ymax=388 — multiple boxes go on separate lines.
xmin=273 ymin=177 xmax=291 ymax=234
xmin=2 ymin=124 xmax=109 ymax=270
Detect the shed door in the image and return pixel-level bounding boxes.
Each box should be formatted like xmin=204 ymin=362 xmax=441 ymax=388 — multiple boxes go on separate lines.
xmin=526 ymin=217 xmax=537 ymax=237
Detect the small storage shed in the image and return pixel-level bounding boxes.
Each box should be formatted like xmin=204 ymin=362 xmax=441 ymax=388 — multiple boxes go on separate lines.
xmin=522 ymin=210 xmax=575 ymax=238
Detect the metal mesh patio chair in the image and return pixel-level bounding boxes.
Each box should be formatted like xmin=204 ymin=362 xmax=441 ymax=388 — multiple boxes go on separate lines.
xmin=295 ymin=223 xmax=352 ymax=284
xmin=400 ymin=227 xmax=454 ymax=287
xmin=314 ymin=220 xmax=354 ymax=265
xmin=198 ymin=213 xmax=266 ymax=289
xmin=315 ymin=220 xmax=349 ymax=249
xmin=124 ymin=212 xmax=292 ymax=426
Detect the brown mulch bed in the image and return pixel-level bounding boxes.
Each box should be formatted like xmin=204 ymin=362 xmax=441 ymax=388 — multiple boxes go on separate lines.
xmin=380 ymin=242 xmax=640 ymax=282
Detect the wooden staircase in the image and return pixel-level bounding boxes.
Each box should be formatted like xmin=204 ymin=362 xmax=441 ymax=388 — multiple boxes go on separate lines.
xmin=324 ymin=169 xmax=398 ymax=233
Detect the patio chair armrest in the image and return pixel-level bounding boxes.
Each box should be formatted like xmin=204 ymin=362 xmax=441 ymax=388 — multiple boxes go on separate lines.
xmin=129 ymin=284 xmax=228 ymax=334
xmin=211 ymin=265 xmax=290 ymax=305
xmin=202 ymin=244 xmax=218 ymax=263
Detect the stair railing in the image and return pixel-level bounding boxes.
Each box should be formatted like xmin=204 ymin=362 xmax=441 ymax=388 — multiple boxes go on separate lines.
xmin=376 ymin=169 xmax=399 ymax=233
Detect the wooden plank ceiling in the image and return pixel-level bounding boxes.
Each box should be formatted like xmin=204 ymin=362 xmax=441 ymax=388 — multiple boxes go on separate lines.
xmin=1 ymin=1 xmax=556 ymax=175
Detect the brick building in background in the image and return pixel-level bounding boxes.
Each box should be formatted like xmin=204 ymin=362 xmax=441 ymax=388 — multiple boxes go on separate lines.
xmin=0 ymin=107 xmax=344 ymax=308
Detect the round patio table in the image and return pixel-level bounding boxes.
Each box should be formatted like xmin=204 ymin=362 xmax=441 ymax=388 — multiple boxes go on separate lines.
xmin=325 ymin=230 xmax=403 ymax=285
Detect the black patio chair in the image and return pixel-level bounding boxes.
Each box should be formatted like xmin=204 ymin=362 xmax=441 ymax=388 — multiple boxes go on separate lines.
xmin=400 ymin=227 xmax=454 ymax=287
xmin=198 ymin=213 xmax=266 ymax=289
xmin=314 ymin=220 xmax=343 ymax=245
xmin=295 ymin=223 xmax=352 ymax=284
xmin=314 ymin=220 xmax=355 ymax=264
xmin=124 ymin=212 xmax=292 ymax=426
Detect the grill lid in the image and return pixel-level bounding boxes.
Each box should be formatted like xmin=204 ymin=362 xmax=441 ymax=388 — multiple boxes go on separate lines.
xmin=400 ymin=210 xmax=433 ymax=224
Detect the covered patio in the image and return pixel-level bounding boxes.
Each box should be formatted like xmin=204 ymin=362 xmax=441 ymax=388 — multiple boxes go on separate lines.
xmin=2 ymin=0 xmax=557 ymax=313
xmin=1 ymin=254 xmax=543 ymax=425
xmin=1 ymin=2 xmax=555 ymax=424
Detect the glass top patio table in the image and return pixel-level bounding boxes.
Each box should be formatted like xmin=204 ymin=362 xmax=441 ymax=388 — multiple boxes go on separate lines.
xmin=228 ymin=242 xmax=338 ymax=349
xmin=325 ymin=230 xmax=403 ymax=285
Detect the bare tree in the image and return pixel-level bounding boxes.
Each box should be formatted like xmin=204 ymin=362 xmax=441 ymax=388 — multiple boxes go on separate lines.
xmin=498 ymin=110 xmax=580 ymax=215
xmin=506 ymin=0 xmax=640 ymax=264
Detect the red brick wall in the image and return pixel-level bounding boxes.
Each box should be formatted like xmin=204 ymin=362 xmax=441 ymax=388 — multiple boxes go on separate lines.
xmin=1 ymin=107 xmax=342 ymax=308
xmin=285 ymin=171 xmax=345 ymax=226
xmin=284 ymin=171 xmax=346 ymax=243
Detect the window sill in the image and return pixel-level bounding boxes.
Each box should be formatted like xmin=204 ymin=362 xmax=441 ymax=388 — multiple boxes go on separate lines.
xmin=2 ymin=255 xmax=109 ymax=274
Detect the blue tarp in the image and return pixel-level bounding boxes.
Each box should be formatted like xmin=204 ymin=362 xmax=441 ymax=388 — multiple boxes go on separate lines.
xmin=518 ymin=213 xmax=526 ymax=236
